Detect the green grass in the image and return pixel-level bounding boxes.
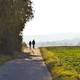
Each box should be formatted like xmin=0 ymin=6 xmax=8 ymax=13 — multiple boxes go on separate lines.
xmin=46 ymin=46 xmax=80 ymax=74
xmin=0 ymin=51 xmax=20 ymax=66
xmin=40 ymin=47 xmax=80 ymax=80
xmin=0 ymin=46 xmax=27 ymax=66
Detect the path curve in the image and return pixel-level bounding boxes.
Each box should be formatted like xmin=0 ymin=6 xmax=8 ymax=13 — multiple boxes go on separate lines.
xmin=0 ymin=48 xmax=52 ymax=80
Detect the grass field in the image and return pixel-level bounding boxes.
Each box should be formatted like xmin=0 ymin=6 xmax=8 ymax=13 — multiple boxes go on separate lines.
xmin=46 ymin=46 xmax=80 ymax=73
xmin=40 ymin=46 xmax=80 ymax=80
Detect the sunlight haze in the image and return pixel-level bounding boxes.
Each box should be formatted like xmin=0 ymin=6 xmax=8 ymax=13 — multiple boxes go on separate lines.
xmin=23 ymin=0 xmax=80 ymax=36
xmin=23 ymin=0 xmax=80 ymax=43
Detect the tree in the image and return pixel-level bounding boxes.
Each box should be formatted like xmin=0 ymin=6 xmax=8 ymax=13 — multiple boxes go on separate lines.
xmin=0 ymin=0 xmax=33 ymax=54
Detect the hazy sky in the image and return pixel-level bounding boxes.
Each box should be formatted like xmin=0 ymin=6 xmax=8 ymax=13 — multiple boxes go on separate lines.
xmin=23 ymin=0 xmax=80 ymax=36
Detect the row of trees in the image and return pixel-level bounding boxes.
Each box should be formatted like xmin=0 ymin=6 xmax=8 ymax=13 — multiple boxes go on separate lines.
xmin=0 ymin=0 xmax=33 ymax=54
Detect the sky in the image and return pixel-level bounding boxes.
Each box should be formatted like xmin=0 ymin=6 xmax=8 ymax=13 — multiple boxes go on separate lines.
xmin=23 ymin=0 xmax=80 ymax=42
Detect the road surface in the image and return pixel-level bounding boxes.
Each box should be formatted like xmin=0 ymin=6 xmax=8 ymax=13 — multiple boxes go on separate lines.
xmin=0 ymin=48 xmax=52 ymax=80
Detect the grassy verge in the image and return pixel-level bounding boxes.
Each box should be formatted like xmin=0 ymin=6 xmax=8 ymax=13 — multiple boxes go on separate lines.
xmin=0 ymin=51 xmax=19 ymax=66
xmin=22 ymin=47 xmax=27 ymax=52
xmin=40 ymin=47 xmax=80 ymax=80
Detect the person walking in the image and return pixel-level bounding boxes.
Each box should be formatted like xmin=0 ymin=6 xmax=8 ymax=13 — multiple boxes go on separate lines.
xmin=32 ymin=39 xmax=35 ymax=49
xmin=29 ymin=41 xmax=31 ymax=49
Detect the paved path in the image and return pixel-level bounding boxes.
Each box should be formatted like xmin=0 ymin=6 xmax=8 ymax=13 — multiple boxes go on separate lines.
xmin=0 ymin=48 xmax=52 ymax=80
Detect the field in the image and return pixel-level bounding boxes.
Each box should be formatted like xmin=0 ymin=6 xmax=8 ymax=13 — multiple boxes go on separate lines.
xmin=40 ymin=46 xmax=80 ymax=80
xmin=46 ymin=46 xmax=80 ymax=73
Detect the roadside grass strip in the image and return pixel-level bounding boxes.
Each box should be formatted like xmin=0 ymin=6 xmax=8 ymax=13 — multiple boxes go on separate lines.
xmin=40 ymin=47 xmax=80 ymax=80
xmin=0 ymin=51 xmax=19 ymax=66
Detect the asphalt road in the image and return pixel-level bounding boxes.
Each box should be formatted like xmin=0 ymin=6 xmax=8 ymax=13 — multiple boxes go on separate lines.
xmin=0 ymin=48 xmax=52 ymax=80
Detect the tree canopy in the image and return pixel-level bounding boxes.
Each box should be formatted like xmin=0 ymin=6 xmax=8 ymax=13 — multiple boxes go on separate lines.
xmin=0 ymin=0 xmax=33 ymax=54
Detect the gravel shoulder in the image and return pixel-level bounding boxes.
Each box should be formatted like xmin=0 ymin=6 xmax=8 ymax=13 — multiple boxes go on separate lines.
xmin=0 ymin=48 xmax=52 ymax=80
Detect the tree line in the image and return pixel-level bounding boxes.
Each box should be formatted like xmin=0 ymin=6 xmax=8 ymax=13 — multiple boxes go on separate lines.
xmin=0 ymin=0 xmax=33 ymax=54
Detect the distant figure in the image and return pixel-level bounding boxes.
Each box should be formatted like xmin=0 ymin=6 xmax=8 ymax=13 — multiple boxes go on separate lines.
xmin=29 ymin=41 xmax=31 ymax=49
xmin=32 ymin=40 xmax=35 ymax=48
